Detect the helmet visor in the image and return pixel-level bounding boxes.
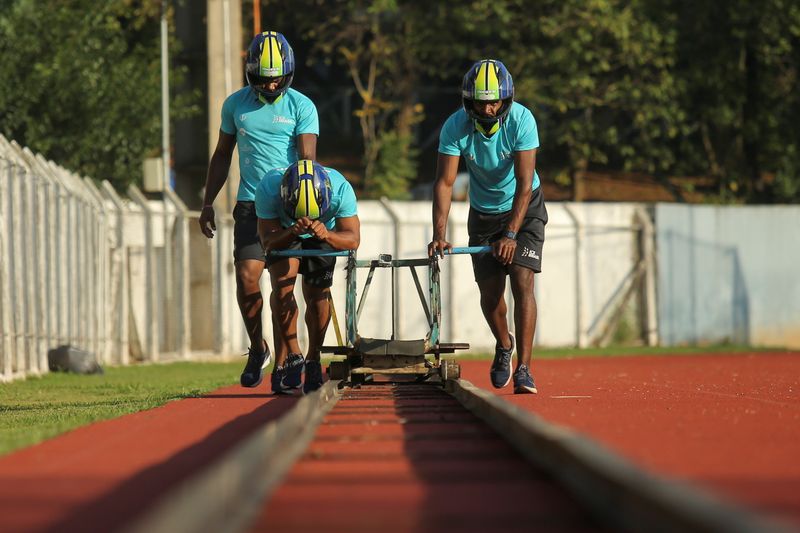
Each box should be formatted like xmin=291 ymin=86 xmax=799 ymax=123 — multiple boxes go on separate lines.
xmin=247 ymin=72 xmax=290 ymax=98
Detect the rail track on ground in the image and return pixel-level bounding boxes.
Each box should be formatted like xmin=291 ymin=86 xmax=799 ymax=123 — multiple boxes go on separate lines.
xmin=126 ymin=378 xmax=787 ymax=533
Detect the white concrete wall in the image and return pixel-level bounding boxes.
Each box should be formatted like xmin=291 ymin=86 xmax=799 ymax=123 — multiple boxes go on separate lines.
xmin=656 ymin=204 xmax=800 ymax=348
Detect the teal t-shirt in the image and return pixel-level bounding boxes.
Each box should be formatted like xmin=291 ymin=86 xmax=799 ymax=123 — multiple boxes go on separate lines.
xmin=254 ymin=166 xmax=358 ymax=232
xmin=220 ymin=87 xmax=319 ymax=201
xmin=438 ymin=102 xmax=540 ymax=213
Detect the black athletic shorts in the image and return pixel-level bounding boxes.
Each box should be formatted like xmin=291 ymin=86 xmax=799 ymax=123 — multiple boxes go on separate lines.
xmin=232 ymin=201 xmax=266 ymax=263
xmin=265 ymin=238 xmax=337 ymax=289
xmin=468 ymin=186 xmax=548 ymax=282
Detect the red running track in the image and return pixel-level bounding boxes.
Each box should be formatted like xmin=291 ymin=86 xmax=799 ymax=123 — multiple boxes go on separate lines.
xmin=0 ymin=352 xmax=796 ymax=531
xmin=460 ymin=352 xmax=800 ymax=526
xmin=0 ymin=388 xmax=299 ymax=533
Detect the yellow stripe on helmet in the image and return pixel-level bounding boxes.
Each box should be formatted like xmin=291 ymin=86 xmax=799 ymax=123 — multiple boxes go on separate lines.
xmin=474 ymin=60 xmax=500 ymax=100
xmin=259 ymin=32 xmax=284 ymax=77
xmin=296 ymin=178 xmax=321 ymax=219
xmin=298 ymin=159 xmax=313 ymax=177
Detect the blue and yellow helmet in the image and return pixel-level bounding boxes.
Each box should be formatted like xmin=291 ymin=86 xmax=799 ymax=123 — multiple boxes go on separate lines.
xmin=280 ymin=160 xmax=332 ymax=220
xmin=461 ymin=59 xmax=515 ymax=134
xmin=245 ymin=31 xmax=295 ymax=100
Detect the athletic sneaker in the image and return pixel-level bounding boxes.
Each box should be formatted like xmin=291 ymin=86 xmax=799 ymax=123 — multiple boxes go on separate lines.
xmin=271 ymin=365 xmax=294 ymax=396
xmin=489 ymin=333 xmax=515 ymax=389
xmin=284 ymin=353 xmax=305 ymax=389
xmin=240 ymin=342 xmax=271 ymax=388
xmin=513 ymin=364 xmax=538 ymax=394
xmin=303 ymin=360 xmax=323 ymax=394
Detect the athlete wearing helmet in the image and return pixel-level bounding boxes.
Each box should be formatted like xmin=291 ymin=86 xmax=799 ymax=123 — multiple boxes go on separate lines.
xmin=198 ymin=31 xmax=319 ymax=391
xmin=255 ymin=160 xmax=360 ymax=394
xmin=428 ymin=59 xmax=548 ymax=395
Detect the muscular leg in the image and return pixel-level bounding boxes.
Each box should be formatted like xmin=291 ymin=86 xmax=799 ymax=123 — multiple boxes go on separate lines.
xmin=302 ymin=282 xmax=331 ymax=362
xmin=235 ymin=259 xmax=267 ymax=352
xmin=476 ymin=274 xmax=513 ymax=350
xmin=267 ymin=259 xmax=301 ymax=367
xmin=271 ymin=305 xmax=289 ymax=366
xmin=508 ymin=265 xmax=537 ymax=369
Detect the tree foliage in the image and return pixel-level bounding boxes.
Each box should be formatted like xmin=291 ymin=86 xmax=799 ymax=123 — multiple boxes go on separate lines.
xmin=663 ymin=0 xmax=800 ymax=202
xmin=2 ymin=0 xmax=797 ymax=202
xmin=0 ymin=0 xmax=199 ymax=190
xmin=484 ymin=0 xmax=684 ymax=198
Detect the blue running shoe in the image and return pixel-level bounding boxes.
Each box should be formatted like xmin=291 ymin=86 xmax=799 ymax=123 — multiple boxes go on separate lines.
xmin=513 ymin=364 xmax=538 ymax=394
xmin=271 ymin=365 xmax=294 ymax=396
xmin=303 ymin=360 xmax=323 ymax=394
xmin=240 ymin=342 xmax=271 ymax=388
xmin=284 ymin=353 xmax=305 ymax=389
xmin=489 ymin=333 xmax=514 ymax=389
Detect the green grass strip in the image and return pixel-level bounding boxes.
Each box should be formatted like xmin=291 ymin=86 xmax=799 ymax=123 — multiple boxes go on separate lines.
xmin=0 ymin=361 xmax=241 ymax=456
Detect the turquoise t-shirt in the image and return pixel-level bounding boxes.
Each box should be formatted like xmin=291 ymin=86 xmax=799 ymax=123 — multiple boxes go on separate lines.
xmin=220 ymin=87 xmax=319 ymax=201
xmin=254 ymin=166 xmax=358 ymax=232
xmin=438 ymin=102 xmax=540 ymax=213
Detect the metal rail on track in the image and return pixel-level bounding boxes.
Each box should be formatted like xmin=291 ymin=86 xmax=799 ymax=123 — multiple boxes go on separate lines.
xmin=121 ymin=381 xmax=343 ymax=533
xmin=446 ymin=379 xmax=791 ymax=533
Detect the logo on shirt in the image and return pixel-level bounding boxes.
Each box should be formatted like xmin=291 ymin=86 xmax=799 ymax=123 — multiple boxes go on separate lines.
xmin=239 ymin=114 xmax=248 ymax=121
xmin=272 ymin=115 xmax=296 ymax=125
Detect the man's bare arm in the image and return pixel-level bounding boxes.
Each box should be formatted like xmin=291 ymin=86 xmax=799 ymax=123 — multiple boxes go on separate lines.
xmin=258 ymin=217 xmax=304 ymax=253
xmin=506 ymin=149 xmax=536 ymax=235
xmin=492 ymin=148 xmax=536 ymax=264
xmin=199 ymin=131 xmax=236 ymax=238
xmin=428 ymin=153 xmax=460 ymax=256
xmin=306 ymin=216 xmax=360 ymax=251
xmin=297 ymin=133 xmax=317 ymax=161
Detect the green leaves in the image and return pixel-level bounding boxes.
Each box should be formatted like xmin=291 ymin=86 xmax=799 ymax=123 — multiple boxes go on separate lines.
xmin=3 ymin=0 xmax=796 ymax=201
xmin=0 ymin=0 xmax=198 ymax=189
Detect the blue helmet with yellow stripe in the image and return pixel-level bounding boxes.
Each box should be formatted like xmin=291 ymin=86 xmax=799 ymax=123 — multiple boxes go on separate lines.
xmin=461 ymin=59 xmax=514 ymax=134
xmin=245 ymin=31 xmax=295 ymax=100
xmin=280 ymin=160 xmax=333 ymax=220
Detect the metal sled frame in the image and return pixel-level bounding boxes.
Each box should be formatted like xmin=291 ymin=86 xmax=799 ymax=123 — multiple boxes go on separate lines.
xmin=270 ymin=246 xmax=490 ymax=384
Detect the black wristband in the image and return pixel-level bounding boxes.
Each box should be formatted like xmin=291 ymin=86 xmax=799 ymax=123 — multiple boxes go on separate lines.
xmin=502 ymin=230 xmax=517 ymax=240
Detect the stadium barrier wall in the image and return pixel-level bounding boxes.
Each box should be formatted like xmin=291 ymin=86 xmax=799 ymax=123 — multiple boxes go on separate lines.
xmin=10 ymin=136 xmax=796 ymax=380
xmin=656 ymin=204 xmax=800 ymax=348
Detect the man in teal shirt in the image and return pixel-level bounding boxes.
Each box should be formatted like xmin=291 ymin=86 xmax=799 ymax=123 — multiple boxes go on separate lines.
xmin=199 ymin=31 xmax=318 ymax=389
xmin=256 ymin=160 xmax=360 ymax=394
xmin=428 ymin=59 xmax=548 ymax=395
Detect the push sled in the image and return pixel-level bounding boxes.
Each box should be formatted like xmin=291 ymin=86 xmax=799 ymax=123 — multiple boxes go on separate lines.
xmin=270 ymin=246 xmax=490 ymax=385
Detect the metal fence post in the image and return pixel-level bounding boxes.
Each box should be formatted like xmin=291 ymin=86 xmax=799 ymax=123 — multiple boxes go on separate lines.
xmin=84 ymin=178 xmax=112 ymax=363
xmin=0 ymin=136 xmax=15 ymax=380
xmin=8 ymin=143 xmax=27 ymax=374
xmin=128 ymin=185 xmax=159 ymax=362
xmin=102 ymin=181 xmax=130 ymax=365
xmin=19 ymin=149 xmax=42 ymax=373
xmin=636 ymin=206 xmax=659 ymax=346
xmin=26 ymin=152 xmax=55 ymax=373
xmin=164 ymin=188 xmax=191 ymax=358
xmin=564 ymin=204 xmax=588 ymax=348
